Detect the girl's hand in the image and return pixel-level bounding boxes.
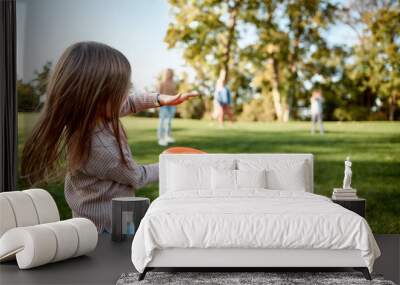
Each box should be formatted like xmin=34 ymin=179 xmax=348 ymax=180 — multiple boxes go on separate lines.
xmin=159 ymin=92 xmax=200 ymax=106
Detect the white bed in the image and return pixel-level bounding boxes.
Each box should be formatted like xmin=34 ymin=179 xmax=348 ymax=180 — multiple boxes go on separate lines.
xmin=131 ymin=154 xmax=380 ymax=280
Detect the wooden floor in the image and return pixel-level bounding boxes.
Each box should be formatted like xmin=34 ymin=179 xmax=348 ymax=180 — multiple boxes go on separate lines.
xmin=0 ymin=234 xmax=398 ymax=285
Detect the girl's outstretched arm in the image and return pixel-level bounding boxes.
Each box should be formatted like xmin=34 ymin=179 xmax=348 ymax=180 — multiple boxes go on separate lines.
xmin=120 ymin=92 xmax=199 ymax=116
xmin=120 ymin=92 xmax=159 ymax=116
xmin=158 ymin=92 xmax=199 ymax=106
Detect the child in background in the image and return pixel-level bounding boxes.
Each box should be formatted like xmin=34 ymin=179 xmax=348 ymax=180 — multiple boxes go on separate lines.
xmin=214 ymin=70 xmax=234 ymax=127
xmin=310 ymin=88 xmax=325 ymax=134
xmin=21 ymin=42 xmax=198 ymax=232
xmin=158 ymin=68 xmax=177 ymax=146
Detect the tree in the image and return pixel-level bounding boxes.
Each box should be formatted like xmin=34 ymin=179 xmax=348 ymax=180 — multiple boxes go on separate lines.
xmin=17 ymin=80 xmax=40 ymax=112
xmin=176 ymin=72 xmax=206 ymax=119
xmin=165 ymin=0 xmax=399 ymax=121
xmin=17 ymin=62 xmax=52 ymax=112
xmin=372 ymin=6 xmax=400 ymax=120
xmin=165 ymin=0 xmax=257 ymax=107
xmin=32 ymin=61 xmax=52 ymax=98
xmin=245 ymin=0 xmax=337 ymax=121
xmin=341 ymin=0 xmax=400 ymax=120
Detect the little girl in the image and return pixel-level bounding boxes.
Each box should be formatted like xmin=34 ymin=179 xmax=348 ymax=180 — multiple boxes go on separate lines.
xmin=21 ymin=41 xmax=197 ymax=232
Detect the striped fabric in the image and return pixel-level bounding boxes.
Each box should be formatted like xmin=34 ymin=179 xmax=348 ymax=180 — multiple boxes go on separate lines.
xmin=64 ymin=93 xmax=159 ymax=233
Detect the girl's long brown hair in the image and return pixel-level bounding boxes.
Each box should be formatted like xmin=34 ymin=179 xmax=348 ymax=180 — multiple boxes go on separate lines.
xmin=21 ymin=41 xmax=131 ymax=185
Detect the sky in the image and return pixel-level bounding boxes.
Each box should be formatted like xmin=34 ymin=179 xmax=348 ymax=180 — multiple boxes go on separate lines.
xmin=16 ymin=0 xmax=358 ymax=92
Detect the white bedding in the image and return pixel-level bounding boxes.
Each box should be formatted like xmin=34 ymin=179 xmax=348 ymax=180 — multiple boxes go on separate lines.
xmin=131 ymin=190 xmax=380 ymax=273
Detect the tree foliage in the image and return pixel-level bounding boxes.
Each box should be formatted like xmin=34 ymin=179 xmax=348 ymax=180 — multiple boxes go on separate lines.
xmin=17 ymin=80 xmax=40 ymax=112
xmin=165 ymin=0 xmax=256 ymax=104
xmin=245 ymin=0 xmax=338 ymax=121
xmin=176 ymin=72 xmax=206 ymax=119
xmin=165 ymin=0 xmax=400 ymax=121
xmin=343 ymin=0 xmax=400 ymax=120
xmin=17 ymin=62 xmax=52 ymax=112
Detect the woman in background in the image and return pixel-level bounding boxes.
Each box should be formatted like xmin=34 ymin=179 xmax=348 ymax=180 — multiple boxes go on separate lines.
xmin=310 ymin=88 xmax=324 ymax=134
xmin=214 ymin=70 xmax=234 ymax=127
xmin=158 ymin=68 xmax=177 ymax=146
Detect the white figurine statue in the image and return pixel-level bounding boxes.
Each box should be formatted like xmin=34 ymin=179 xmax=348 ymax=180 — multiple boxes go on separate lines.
xmin=343 ymin=156 xmax=352 ymax=189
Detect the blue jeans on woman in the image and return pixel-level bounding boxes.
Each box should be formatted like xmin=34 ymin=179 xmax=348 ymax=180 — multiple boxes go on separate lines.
xmin=158 ymin=106 xmax=176 ymax=140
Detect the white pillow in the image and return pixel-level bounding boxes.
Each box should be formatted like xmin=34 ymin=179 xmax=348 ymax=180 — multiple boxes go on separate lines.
xmin=238 ymin=159 xmax=308 ymax=191
xmin=166 ymin=160 xmax=235 ymax=192
xmin=167 ymin=163 xmax=210 ymax=191
xmin=236 ymin=169 xmax=267 ymax=189
xmin=266 ymin=168 xmax=306 ymax=191
xmin=211 ymin=169 xmax=267 ymax=191
xmin=211 ymin=168 xmax=236 ymax=190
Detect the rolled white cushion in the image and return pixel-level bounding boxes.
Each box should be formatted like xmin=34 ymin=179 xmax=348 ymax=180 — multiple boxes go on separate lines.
xmin=0 ymin=226 xmax=57 ymax=269
xmin=0 ymin=191 xmax=39 ymax=227
xmin=23 ymin=189 xmax=60 ymax=223
xmin=42 ymin=221 xmax=79 ymax=262
xmin=0 ymin=218 xmax=98 ymax=269
xmin=0 ymin=196 xmax=17 ymax=237
xmin=65 ymin=218 xmax=98 ymax=257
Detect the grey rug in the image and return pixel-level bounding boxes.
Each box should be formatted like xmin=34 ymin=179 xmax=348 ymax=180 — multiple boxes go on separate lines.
xmin=117 ymin=272 xmax=396 ymax=285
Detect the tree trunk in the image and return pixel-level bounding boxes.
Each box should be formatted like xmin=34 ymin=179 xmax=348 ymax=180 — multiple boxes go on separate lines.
xmin=282 ymin=104 xmax=290 ymax=122
xmin=389 ymin=93 xmax=396 ymax=121
xmin=269 ymin=58 xmax=288 ymax=122
xmin=221 ymin=1 xmax=240 ymax=82
xmin=286 ymin=34 xmax=300 ymax=122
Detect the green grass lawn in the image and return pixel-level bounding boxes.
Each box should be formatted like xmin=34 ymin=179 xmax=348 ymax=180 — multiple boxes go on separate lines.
xmin=18 ymin=114 xmax=400 ymax=233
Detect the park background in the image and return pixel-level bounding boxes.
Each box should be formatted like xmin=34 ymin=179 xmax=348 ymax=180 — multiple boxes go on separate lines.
xmin=16 ymin=0 xmax=399 ymax=233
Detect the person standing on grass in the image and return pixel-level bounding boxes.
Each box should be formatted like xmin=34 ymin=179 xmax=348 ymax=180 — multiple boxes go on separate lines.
xmin=157 ymin=68 xmax=177 ymax=146
xmin=21 ymin=42 xmax=198 ymax=233
xmin=214 ymin=70 xmax=234 ymax=127
xmin=310 ymin=88 xmax=324 ymax=134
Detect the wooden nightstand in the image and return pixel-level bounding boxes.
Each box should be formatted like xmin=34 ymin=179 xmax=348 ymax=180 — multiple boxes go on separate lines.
xmin=332 ymin=198 xmax=366 ymax=218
